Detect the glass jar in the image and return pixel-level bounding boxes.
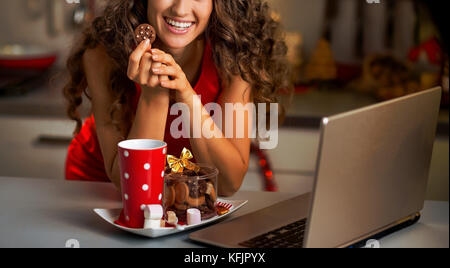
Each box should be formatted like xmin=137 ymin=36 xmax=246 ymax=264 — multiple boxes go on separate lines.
xmin=163 ymin=164 xmax=218 ymax=224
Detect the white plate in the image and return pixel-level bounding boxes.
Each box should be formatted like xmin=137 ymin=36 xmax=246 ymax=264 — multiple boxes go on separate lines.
xmin=93 ymin=199 xmax=248 ymax=238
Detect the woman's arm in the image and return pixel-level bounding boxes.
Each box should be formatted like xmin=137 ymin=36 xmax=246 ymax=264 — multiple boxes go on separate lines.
xmin=150 ymin=50 xmax=252 ymax=196
xmin=186 ymin=76 xmax=252 ymax=197
xmin=84 ymin=41 xmax=169 ymax=190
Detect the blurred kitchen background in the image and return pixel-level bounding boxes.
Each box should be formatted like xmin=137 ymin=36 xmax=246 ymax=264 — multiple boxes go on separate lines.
xmin=0 ymin=0 xmax=448 ymax=201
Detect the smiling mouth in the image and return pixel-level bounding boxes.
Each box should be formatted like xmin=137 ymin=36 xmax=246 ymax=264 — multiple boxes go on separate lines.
xmin=164 ymin=17 xmax=195 ymax=30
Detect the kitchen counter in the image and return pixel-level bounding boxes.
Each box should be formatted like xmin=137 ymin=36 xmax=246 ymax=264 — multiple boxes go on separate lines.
xmin=0 ymin=70 xmax=90 ymax=118
xmin=0 ymin=176 xmax=448 ymax=248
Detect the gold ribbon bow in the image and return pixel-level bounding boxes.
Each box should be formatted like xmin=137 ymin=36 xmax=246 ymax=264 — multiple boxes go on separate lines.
xmin=167 ymin=148 xmax=200 ymax=174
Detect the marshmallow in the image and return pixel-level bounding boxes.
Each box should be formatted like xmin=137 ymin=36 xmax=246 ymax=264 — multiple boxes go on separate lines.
xmin=144 ymin=219 xmax=164 ymax=229
xmin=143 ymin=219 xmax=159 ymax=229
xmin=187 ymin=208 xmax=202 ymax=226
xmin=143 ymin=205 xmax=163 ymax=220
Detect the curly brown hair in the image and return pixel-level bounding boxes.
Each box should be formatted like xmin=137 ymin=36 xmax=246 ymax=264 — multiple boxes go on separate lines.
xmin=63 ymin=0 xmax=293 ymax=138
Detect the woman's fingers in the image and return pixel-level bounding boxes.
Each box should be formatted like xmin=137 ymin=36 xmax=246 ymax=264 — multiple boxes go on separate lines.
xmin=138 ymin=52 xmax=153 ymax=85
xmin=150 ymin=51 xmax=187 ymax=91
xmin=148 ymin=62 xmax=162 ymax=87
xmin=151 ymin=52 xmax=179 ymax=69
xmin=127 ymin=39 xmax=151 ymax=80
xmin=127 ymin=42 xmax=174 ymax=89
xmin=149 ymin=49 xmax=182 ymax=83
xmin=152 ymin=65 xmax=179 ymax=78
xmin=160 ymin=75 xmax=170 ymax=83
xmin=160 ymin=79 xmax=178 ymax=90
xmin=150 ymin=48 xmax=164 ymax=55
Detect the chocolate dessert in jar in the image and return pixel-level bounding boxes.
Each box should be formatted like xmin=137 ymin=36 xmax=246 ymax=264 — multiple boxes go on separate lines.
xmin=163 ymin=163 xmax=218 ymax=224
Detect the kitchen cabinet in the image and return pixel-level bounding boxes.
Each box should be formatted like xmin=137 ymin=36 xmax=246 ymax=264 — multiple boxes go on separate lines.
xmin=0 ymin=115 xmax=75 ymax=180
xmin=0 ymin=0 xmax=109 ymax=68
xmin=247 ymin=127 xmax=448 ymax=200
xmin=248 ymin=128 xmax=320 ymax=174
xmin=244 ymin=128 xmax=319 ymax=193
xmin=266 ymin=0 xmax=327 ymax=56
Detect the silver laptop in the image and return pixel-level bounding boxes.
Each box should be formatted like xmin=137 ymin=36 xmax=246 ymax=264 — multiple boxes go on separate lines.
xmin=190 ymin=87 xmax=442 ymax=248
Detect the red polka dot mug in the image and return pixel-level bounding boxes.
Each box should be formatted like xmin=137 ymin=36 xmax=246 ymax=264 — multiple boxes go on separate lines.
xmin=115 ymin=139 xmax=167 ymax=229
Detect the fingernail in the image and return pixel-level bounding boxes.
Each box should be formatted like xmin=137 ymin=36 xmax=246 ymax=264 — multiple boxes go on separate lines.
xmin=152 ymin=68 xmax=160 ymax=73
xmin=145 ymin=39 xmax=150 ymax=45
xmin=152 ymin=54 xmax=159 ymax=60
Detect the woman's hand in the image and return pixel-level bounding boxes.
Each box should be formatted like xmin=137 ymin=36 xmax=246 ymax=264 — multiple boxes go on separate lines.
xmin=127 ymin=39 xmax=169 ymax=97
xmin=150 ymin=48 xmax=194 ymax=102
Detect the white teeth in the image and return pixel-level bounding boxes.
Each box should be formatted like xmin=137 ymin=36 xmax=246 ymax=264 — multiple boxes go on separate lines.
xmin=166 ymin=18 xmax=193 ymax=29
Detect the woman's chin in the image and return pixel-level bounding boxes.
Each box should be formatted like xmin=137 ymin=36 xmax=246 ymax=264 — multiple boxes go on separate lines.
xmin=161 ymin=38 xmax=194 ymax=50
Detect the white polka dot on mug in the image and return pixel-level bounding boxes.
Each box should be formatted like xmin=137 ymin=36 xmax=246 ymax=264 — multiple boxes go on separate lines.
xmin=142 ymin=184 xmax=149 ymax=191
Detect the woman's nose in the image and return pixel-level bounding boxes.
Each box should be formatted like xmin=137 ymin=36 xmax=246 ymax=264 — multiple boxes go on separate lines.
xmin=171 ymin=0 xmax=191 ymax=17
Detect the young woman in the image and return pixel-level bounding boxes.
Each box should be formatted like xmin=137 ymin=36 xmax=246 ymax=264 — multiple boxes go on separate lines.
xmin=64 ymin=0 xmax=292 ymax=196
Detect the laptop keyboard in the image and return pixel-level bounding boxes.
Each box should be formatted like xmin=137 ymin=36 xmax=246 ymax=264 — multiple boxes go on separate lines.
xmin=239 ymin=219 xmax=307 ymax=248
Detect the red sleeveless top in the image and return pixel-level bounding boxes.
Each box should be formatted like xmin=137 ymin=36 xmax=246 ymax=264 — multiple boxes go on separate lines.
xmin=65 ymin=41 xmax=221 ymax=182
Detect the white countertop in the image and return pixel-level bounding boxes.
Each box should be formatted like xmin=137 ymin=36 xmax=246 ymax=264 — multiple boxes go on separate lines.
xmin=0 ymin=176 xmax=447 ymax=248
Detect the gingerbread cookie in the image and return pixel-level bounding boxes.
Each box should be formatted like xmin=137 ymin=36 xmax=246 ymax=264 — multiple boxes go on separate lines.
xmin=174 ymin=182 xmax=189 ymax=204
xmin=174 ymin=181 xmax=206 ymax=207
xmin=164 ymin=185 xmax=176 ymax=208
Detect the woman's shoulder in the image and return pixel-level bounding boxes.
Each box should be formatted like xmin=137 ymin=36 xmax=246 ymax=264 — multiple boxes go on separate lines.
xmin=82 ymin=45 xmax=116 ymax=106
xmin=82 ymin=45 xmax=113 ymax=76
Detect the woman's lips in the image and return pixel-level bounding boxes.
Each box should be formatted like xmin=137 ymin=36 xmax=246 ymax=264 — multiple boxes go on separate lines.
xmin=164 ymin=16 xmax=195 ymax=24
xmin=163 ymin=17 xmax=195 ymax=35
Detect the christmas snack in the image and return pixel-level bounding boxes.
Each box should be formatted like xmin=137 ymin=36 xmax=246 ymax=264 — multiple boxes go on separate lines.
xmin=163 ymin=148 xmax=218 ymax=224
xmin=134 ymin=24 xmax=157 ymax=44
